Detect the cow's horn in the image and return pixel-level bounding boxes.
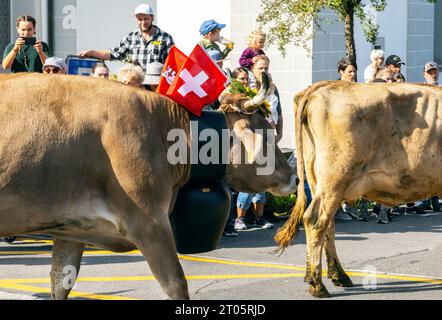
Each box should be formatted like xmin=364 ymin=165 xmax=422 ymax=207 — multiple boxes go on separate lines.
xmin=226 ymin=68 xmax=233 ymax=80
xmin=243 ymin=72 xmax=270 ymax=111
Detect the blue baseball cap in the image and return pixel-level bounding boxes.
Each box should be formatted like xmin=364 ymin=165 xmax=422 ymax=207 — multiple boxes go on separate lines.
xmin=199 ymin=19 xmax=226 ymax=35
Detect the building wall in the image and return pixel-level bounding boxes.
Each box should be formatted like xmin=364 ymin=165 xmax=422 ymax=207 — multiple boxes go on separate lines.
xmin=355 ymin=1 xmax=408 ymax=81
xmin=0 ymin=0 xmax=10 ymax=73
xmin=433 ymin=0 xmax=442 ymax=65
xmin=312 ymin=3 xmax=409 ymax=83
xmin=407 ymin=0 xmax=435 ymax=82
xmin=312 ymin=9 xmax=345 ymax=82
xmin=50 ymin=0 xmax=77 ymax=59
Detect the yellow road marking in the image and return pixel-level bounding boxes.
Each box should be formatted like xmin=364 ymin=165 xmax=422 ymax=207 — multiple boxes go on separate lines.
xmin=178 ymin=254 xmax=306 ymax=271
xmin=0 ymin=281 xmax=138 ymax=300
xmin=1 ymin=247 xmax=441 ymax=287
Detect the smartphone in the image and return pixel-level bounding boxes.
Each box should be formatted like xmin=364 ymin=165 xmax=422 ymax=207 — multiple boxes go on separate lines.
xmin=22 ymin=37 xmax=36 ymax=46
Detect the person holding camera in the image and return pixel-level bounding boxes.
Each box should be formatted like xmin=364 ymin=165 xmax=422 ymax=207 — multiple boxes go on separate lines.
xmin=2 ymin=15 xmax=51 ymax=73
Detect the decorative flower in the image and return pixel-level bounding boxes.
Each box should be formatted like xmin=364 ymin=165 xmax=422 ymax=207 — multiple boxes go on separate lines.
xmin=228 ymin=78 xmax=271 ymax=117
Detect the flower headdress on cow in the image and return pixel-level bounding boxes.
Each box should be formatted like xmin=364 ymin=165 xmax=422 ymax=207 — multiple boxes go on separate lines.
xmin=225 ymin=69 xmax=271 ymax=117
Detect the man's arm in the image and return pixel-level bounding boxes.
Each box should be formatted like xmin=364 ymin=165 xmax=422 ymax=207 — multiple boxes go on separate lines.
xmin=78 ymin=50 xmax=111 ymax=60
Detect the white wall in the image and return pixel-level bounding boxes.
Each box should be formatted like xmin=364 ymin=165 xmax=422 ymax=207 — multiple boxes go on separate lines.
xmin=157 ymin=0 xmax=231 ymax=57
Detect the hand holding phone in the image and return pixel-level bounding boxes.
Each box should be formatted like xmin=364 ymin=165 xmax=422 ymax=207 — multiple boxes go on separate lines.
xmin=13 ymin=38 xmax=25 ymax=52
xmin=34 ymin=41 xmax=43 ymax=54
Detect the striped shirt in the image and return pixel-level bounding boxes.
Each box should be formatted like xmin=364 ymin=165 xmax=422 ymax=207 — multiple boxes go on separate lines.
xmin=110 ymin=26 xmax=174 ymax=71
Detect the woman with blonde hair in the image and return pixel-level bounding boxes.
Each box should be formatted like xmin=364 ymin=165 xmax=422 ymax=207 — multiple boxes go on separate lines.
xmin=239 ymin=30 xmax=266 ymax=69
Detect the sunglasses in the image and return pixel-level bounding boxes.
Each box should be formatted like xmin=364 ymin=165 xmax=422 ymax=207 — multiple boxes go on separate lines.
xmin=43 ymin=67 xmax=62 ymax=74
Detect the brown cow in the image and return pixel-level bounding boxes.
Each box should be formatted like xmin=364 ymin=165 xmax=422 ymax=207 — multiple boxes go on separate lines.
xmin=0 ymin=73 xmax=296 ymax=299
xmin=276 ymin=80 xmax=442 ymax=298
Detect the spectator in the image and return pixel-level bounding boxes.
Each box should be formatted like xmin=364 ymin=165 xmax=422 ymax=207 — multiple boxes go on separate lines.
xmin=219 ymin=67 xmax=249 ymax=103
xmin=364 ymin=49 xmax=384 ymax=83
xmin=198 ymin=19 xmax=234 ymax=60
xmin=373 ymin=67 xmax=394 ymax=82
xmin=393 ymin=72 xmax=406 ymax=82
xmin=42 ymin=57 xmax=67 ymax=74
xmin=239 ymin=30 xmax=266 ymax=69
xmin=337 ymin=57 xmax=357 ymax=82
xmin=423 ymin=61 xmax=439 ymax=85
xmin=234 ymin=55 xmax=281 ymax=231
xmin=91 ymin=62 xmax=110 ymax=79
xmin=249 ymin=55 xmax=283 ymax=143
xmin=144 ymin=61 xmax=164 ymax=91
xmin=2 ymin=15 xmax=51 ymax=73
xmin=385 ymin=55 xmax=405 ymax=74
xmin=118 ymin=63 xmax=145 ymax=88
xmin=79 ymin=4 xmax=173 ymax=78
xmin=335 ymin=57 xmax=357 ymax=220
xmin=420 ymin=61 xmax=441 ymax=213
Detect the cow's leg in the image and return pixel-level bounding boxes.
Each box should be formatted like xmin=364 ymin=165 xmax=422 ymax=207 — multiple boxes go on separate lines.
xmin=50 ymin=238 xmax=85 ymax=300
xmin=127 ymin=205 xmax=189 ymax=300
xmin=302 ymin=196 xmax=321 ymax=285
xmin=304 ymin=194 xmax=340 ymax=298
xmin=324 ymin=220 xmax=353 ymax=287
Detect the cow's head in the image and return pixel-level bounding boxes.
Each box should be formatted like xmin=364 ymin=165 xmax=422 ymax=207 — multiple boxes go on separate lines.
xmin=220 ymin=73 xmax=297 ymax=196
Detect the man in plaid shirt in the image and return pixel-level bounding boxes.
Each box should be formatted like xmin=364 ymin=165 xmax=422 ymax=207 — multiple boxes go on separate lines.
xmin=79 ymin=4 xmax=173 ymax=73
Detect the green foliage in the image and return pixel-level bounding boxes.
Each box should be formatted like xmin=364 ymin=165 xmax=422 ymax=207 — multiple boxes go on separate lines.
xmin=257 ymin=0 xmax=435 ymax=58
xmin=267 ymin=193 xmax=297 ymax=214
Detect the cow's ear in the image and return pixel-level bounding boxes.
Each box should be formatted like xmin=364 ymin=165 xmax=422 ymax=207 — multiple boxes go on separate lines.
xmin=220 ymin=104 xmax=240 ymax=113
xmin=232 ymin=125 xmax=263 ymax=163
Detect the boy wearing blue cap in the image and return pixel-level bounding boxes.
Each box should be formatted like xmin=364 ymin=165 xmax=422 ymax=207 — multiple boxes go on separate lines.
xmin=198 ymin=19 xmax=234 ymax=59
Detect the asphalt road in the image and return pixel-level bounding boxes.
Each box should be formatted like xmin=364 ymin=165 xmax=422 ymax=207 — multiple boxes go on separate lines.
xmin=0 ymin=211 xmax=441 ymax=302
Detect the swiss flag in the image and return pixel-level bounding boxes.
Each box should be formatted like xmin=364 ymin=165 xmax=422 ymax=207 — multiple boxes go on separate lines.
xmin=156 ymin=45 xmax=187 ymax=95
xmin=165 ymin=44 xmax=229 ymax=117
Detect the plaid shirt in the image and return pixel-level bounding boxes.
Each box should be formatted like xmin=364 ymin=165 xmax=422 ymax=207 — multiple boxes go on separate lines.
xmin=110 ymin=26 xmax=174 ymax=71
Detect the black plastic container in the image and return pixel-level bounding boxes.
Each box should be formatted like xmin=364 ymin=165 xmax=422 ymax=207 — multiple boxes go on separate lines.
xmin=170 ymin=180 xmax=231 ymax=254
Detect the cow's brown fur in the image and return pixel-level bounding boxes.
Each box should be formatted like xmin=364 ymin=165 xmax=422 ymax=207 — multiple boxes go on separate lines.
xmin=276 ymin=81 xmax=442 ymax=297
xmin=0 ymin=73 xmax=296 ymax=300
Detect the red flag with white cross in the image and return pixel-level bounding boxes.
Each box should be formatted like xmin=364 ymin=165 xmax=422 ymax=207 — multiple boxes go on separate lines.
xmin=165 ymin=44 xmax=229 ymax=117
xmin=156 ymin=45 xmax=188 ymax=95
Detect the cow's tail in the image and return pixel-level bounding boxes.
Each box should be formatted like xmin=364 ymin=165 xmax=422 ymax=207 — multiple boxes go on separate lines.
xmin=274 ymin=81 xmax=331 ymax=253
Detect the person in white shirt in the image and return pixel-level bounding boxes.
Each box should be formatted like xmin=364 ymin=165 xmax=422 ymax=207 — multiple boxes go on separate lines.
xmin=364 ymin=49 xmax=385 ymax=83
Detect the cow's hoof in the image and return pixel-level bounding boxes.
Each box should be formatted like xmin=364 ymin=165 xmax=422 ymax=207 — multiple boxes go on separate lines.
xmin=304 ymin=274 xmax=314 ymax=284
xmin=308 ymin=284 xmax=331 ymax=298
xmin=331 ymin=274 xmax=354 ymax=287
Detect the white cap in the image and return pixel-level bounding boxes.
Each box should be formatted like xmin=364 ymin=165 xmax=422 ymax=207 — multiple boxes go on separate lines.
xmin=43 ymin=57 xmax=67 ymax=73
xmin=134 ymin=4 xmax=154 ymax=16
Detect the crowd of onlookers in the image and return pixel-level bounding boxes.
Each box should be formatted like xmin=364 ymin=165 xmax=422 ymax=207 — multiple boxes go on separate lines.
xmin=1 ymin=5 xmax=440 ymax=239
xmin=333 ymin=51 xmax=441 ymax=225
